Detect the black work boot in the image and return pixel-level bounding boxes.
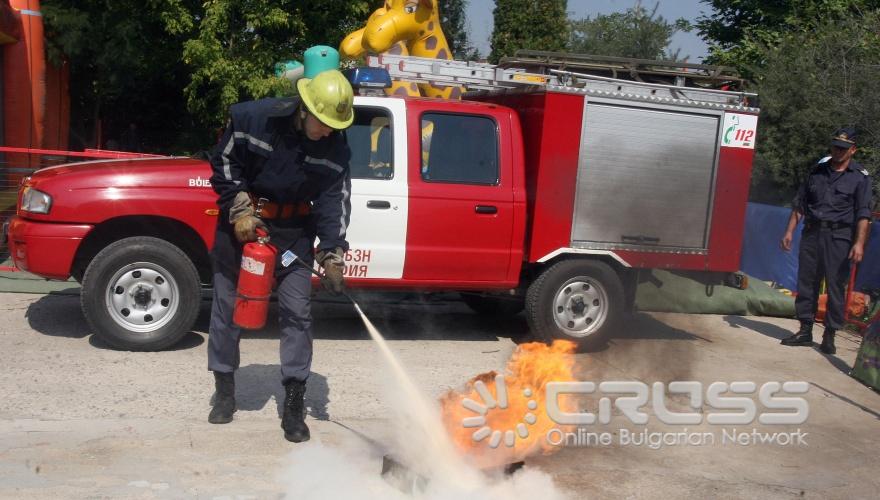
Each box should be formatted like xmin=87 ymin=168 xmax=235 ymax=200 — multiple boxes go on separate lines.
xmin=820 ymin=329 xmax=837 ymax=355
xmin=208 ymin=371 xmax=236 ymax=424
xmin=282 ymin=380 xmax=310 ymax=443
xmin=781 ymin=322 xmax=813 ymax=346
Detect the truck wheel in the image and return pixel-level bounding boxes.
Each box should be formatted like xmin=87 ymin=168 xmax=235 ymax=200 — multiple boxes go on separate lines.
xmin=526 ymin=259 xmax=624 ymax=349
xmin=81 ymin=236 xmax=201 ymax=351
xmin=461 ymin=293 xmax=525 ymax=316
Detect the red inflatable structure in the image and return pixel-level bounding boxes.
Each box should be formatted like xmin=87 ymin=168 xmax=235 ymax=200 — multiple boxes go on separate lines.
xmin=3 ymin=0 xmax=44 ymax=170
xmin=1 ymin=0 xmax=69 ymax=176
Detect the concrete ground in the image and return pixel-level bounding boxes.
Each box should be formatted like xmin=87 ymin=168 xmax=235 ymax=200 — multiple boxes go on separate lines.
xmin=0 ymin=285 xmax=878 ymax=499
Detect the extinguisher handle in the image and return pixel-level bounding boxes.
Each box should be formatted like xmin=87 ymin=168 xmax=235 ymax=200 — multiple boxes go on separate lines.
xmin=256 ymin=228 xmax=269 ymax=239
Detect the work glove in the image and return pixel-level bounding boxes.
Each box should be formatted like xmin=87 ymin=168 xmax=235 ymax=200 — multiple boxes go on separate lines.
xmin=229 ymin=191 xmax=267 ymax=243
xmin=233 ymin=215 xmax=268 ymax=243
xmin=316 ymin=247 xmax=345 ymax=295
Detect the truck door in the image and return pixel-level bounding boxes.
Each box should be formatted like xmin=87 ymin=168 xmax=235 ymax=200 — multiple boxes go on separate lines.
xmin=403 ymin=107 xmax=515 ymax=284
xmin=335 ymin=97 xmax=408 ymax=280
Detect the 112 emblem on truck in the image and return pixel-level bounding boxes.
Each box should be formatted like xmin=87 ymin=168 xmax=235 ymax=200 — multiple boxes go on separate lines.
xmin=5 ymin=54 xmax=758 ymax=351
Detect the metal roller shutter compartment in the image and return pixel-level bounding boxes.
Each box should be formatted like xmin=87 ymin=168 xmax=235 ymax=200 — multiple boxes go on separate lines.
xmin=572 ymin=101 xmax=721 ymax=251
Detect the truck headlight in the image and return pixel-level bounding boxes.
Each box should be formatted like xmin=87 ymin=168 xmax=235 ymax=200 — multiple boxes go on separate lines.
xmin=21 ymin=187 xmax=52 ymax=214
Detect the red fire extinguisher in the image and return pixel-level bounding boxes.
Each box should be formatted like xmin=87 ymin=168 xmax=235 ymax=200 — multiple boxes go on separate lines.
xmin=233 ymin=229 xmax=276 ymax=329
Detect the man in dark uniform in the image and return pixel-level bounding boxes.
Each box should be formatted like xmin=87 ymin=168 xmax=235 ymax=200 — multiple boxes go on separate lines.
xmin=206 ymin=70 xmax=354 ymax=442
xmin=780 ymin=127 xmax=873 ymax=354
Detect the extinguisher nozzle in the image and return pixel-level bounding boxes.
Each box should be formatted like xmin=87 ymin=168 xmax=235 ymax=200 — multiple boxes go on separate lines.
xmin=288 ymin=253 xmax=357 ymax=307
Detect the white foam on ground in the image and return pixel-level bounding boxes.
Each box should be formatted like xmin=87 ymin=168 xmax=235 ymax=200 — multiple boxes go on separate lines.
xmin=280 ymin=439 xmax=569 ymax=500
xmin=279 ymin=300 xmax=570 ymax=499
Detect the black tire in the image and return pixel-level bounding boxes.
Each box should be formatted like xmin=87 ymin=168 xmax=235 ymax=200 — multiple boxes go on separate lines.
xmin=460 ymin=293 xmax=525 ymax=316
xmin=526 ymin=259 xmax=624 ymax=349
xmin=81 ymin=236 xmax=201 ymax=351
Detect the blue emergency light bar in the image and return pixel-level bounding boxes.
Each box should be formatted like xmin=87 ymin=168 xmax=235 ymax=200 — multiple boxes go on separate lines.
xmin=344 ymin=67 xmax=392 ymax=89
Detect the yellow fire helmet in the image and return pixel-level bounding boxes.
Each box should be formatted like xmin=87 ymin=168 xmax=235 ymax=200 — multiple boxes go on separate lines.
xmin=296 ymin=69 xmax=355 ymax=130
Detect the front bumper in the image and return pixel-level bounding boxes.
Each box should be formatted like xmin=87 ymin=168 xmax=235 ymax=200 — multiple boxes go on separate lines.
xmin=6 ymin=216 xmax=93 ymax=279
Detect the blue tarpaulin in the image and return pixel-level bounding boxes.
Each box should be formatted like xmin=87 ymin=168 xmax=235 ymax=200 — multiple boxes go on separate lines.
xmin=740 ymin=202 xmax=880 ymax=292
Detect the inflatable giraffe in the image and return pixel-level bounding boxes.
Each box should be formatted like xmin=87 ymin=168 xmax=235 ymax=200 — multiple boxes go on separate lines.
xmin=340 ymin=6 xmax=418 ymax=97
xmin=340 ymin=0 xmax=462 ymax=99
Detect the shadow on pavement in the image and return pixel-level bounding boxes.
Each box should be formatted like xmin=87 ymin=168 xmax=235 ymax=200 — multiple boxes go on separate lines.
xmin=87 ymin=331 xmax=205 ymax=351
xmin=618 ymin=312 xmax=713 ymax=342
xmin=722 ymin=314 xmax=793 ymax=341
xmin=24 ymin=291 xmax=518 ymax=353
xmin=815 ymin=347 xmax=860 ymax=376
xmin=231 ymin=365 xmax=330 ymax=420
xmin=192 ymin=292 xmax=524 ymax=342
xmin=26 ymin=291 xmax=715 ymax=352
xmin=585 ymin=313 xmax=705 ymax=382
xmin=25 ymin=292 xmax=205 ymax=350
xmin=810 ymin=382 xmax=880 ymax=420
xmin=722 ymin=315 xmax=863 ymax=377
xmin=25 ymin=292 xmax=91 ymax=339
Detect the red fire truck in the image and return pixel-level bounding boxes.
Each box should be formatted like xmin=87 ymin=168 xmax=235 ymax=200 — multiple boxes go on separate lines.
xmin=4 ymin=52 xmax=758 ymax=351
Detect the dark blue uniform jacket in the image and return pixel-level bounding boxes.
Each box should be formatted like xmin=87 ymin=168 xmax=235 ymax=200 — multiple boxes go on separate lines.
xmin=208 ymin=97 xmax=352 ymax=275
xmin=794 ymin=158 xmax=873 ymax=233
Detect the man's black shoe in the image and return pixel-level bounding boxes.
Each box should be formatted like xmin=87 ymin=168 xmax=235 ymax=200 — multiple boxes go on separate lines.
xmin=820 ymin=329 xmax=836 ymax=355
xmin=282 ymin=379 xmax=310 ymax=443
xmin=208 ymin=371 xmax=236 ymax=424
xmin=781 ymin=323 xmax=813 ymax=346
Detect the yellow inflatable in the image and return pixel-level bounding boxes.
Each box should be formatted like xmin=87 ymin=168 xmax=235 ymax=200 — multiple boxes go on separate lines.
xmin=340 ymin=0 xmax=462 ymax=99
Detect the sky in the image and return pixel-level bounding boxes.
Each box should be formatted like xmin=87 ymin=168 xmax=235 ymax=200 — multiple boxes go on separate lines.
xmin=464 ymin=0 xmax=712 ymax=62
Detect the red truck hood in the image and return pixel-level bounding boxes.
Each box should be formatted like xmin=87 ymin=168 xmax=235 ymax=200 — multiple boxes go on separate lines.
xmin=30 ymin=157 xmax=211 ymax=189
xmin=22 ymin=156 xmax=218 ymax=224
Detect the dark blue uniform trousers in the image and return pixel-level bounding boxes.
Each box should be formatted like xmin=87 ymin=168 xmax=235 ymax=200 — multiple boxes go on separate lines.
xmin=795 ymin=226 xmax=851 ymax=331
xmin=208 ymin=265 xmax=313 ymax=384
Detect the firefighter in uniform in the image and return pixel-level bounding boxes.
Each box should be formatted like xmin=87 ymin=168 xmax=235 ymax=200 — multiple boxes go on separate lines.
xmin=780 ymin=127 xmax=873 ymax=354
xmin=206 ymin=70 xmax=354 ymax=442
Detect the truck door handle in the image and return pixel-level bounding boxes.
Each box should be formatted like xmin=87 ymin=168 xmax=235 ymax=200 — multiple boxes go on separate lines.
xmin=621 ymin=234 xmax=661 ymax=245
xmin=475 ymin=205 xmax=497 ymax=214
xmin=366 ymin=200 xmax=391 ymax=209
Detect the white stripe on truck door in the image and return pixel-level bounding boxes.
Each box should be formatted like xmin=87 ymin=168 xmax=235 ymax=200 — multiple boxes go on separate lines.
xmin=334 ymin=96 xmax=408 ymax=279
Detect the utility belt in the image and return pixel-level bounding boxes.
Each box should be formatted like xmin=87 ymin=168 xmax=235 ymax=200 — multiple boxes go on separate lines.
xmin=805 ymin=219 xmax=852 ymax=230
xmin=251 ymin=195 xmax=311 ymax=220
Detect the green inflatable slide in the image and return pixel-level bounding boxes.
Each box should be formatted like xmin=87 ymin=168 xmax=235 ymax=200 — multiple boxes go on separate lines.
xmin=852 ymin=322 xmax=880 ymax=390
xmin=635 ymin=269 xmax=795 ymax=317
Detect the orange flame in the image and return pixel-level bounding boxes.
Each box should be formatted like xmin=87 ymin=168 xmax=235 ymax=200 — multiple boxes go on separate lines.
xmin=439 ymin=340 xmax=579 ymax=468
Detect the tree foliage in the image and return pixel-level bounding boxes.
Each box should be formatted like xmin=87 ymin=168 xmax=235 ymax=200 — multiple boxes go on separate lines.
xmin=696 ymin=0 xmax=880 ymax=77
xmin=182 ymin=0 xmax=374 ymax=128
xmin=489 ymin=0 xmax=568 ymax=63
xmin=41 ymin=0 xmax=202 ymax=151
xmin=748 ymin=10 xmax=880 ymax=205
xmin=42 ymin=0 xmax=378 ymax=151
xmin=568 ymin=2 xmax=690 ymax=60
xmin=439 ymin=0 xmax=479 ymax=60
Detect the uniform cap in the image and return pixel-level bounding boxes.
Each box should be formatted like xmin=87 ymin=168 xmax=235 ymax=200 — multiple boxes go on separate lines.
xmin=831 ymin=127 xmax=857 ymax=148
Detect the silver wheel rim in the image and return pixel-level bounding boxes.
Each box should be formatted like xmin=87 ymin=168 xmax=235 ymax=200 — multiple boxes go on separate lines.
xmin=105 ymin=262 xmax=180 ymax=333
xmin=552 ymin=277 xmax=609 ymax=338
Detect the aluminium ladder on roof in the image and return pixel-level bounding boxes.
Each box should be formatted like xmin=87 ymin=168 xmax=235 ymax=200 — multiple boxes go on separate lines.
xmin=366 ymin=53 xmax=757 ymax=110
xmin=503 ymin=50 xmax=746 ymax=90
xmin=365 ymin=53 xmax=558 ymax=90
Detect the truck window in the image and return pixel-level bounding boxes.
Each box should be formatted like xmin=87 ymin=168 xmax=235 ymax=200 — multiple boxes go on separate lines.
xmin=346 ymin=107 xmax=393 ymax=180
xmin=420 ymin=113 xmax=499 ymax=185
